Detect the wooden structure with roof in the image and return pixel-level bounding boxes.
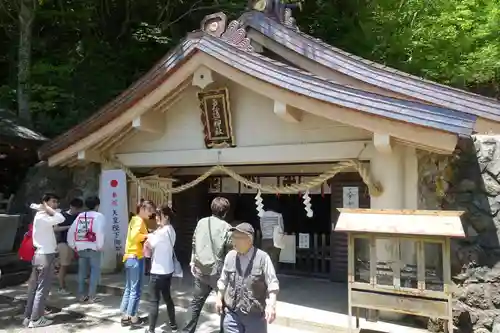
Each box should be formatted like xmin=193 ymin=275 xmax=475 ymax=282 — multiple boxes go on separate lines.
xmin=37 ymin=1 xmax=500 ymax=276
xmin=337 ymin=209 xmax=466 ymax=333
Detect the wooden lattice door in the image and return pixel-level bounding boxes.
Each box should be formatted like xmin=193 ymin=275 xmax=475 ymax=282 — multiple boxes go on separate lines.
xmin=128 ymin=176 xmax=174 ymax=230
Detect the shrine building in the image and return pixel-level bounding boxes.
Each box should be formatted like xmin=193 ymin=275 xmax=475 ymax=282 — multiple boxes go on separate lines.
xmin=38 ymin=3 xmax=500 ymax=276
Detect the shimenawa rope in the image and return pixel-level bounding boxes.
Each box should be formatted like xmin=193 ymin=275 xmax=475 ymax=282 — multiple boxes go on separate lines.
xmin=101 ymin=155 xmax=383 ymax=201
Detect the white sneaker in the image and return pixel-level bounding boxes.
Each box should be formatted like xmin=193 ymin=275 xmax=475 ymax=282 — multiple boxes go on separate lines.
xmin=28 ymin=316 xmax=53 ymax=328
xmin=22 ymin=318 xmax=30 ymax=327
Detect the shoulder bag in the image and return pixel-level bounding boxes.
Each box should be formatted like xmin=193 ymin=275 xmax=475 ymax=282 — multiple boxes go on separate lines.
xmin=166 ymin=228 xmax=183 ymax=278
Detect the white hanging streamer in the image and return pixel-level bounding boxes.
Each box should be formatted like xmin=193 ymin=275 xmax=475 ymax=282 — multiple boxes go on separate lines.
xmin=303 ymin=190 xmax=313 ymax=218
xmin=255 ymin=190 xmax=264 ymax=217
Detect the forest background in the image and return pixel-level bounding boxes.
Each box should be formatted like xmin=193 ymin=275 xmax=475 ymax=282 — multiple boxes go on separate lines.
xmin=0 ymin=0 xmax=499 ymax=138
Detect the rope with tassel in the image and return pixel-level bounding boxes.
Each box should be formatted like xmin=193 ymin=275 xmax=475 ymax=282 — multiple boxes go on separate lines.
xmin=101 ymin=155 xmax=383 ymax=200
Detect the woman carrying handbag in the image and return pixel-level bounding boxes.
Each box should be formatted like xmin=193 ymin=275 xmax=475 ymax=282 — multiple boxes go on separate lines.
xmin=143 ymin=204 xmax=180 ymax=333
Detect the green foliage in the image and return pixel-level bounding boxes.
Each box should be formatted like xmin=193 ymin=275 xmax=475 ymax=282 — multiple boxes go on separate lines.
xmin=0 ymin=0 xmax=499 ymax=138
xmin=298 ymin=0 xmax=500 ymax=93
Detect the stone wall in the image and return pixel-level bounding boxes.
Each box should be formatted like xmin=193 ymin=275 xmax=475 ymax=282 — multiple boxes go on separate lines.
xmin=418 ymin=136 xmax=500 ymax=333
xmin=10 ymin=161 xmax=100 ymax=219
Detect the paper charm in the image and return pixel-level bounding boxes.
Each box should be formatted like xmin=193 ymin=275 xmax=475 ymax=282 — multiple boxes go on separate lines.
xmin=303 ymin=190 xmax=313 ymax=218
xmin=255 ymin=190 xmax=264 ymax=217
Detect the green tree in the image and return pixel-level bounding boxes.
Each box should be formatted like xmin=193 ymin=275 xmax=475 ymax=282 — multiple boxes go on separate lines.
xmin=0 ymin=0 xmax=498 ymax=139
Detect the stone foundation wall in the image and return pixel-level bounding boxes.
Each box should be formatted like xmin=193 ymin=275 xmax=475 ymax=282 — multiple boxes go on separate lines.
xmin=418 ymin=136 xmax=500 ymax=333
xmin=10 ymin=162 xmax=100 ymax=217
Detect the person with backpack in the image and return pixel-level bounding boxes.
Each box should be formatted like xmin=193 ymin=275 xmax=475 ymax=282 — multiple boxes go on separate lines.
xmin=144 ymin=204 xmax=178 ymax=333
xmin=181 ymin=197 xmax=233 ymax=333
xmin=67 ymin=196 xmax=106 ymax=303
xmin=22 ymin=193 xmax=65 ymax=328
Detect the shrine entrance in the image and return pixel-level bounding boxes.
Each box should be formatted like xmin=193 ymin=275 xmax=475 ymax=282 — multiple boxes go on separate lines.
xmin=35 ymin=10 xmax=485 ymax=275
xmin=166 ymin=165 xmax=370 ymax=282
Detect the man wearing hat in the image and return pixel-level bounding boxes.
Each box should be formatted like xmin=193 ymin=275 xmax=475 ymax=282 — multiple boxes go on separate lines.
xmin=216 ymin=223 xmax=279 ymax=333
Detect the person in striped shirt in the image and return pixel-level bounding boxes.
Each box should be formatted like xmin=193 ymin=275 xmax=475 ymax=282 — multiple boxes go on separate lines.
xmin=259 ymin=197 xmax=284 ymax=270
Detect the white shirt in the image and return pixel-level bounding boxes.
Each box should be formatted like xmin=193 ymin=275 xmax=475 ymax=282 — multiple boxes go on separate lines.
xmin=32 ymin=210 xmax=65 ymax=254
xmin=67 ymin=210 xmax=106 ymax=251
xmin=259 ymin=210 xmax=284 ymax=240
xmin=148 ymin=225 xmax=176 ymax=275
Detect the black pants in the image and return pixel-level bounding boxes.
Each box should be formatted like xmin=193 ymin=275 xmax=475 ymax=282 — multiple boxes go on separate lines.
xmin=148 ymin=273 xmax=176 ymax=331
xmin=182 ymin=275 xmax=223 ymax=333
xmin=261 ymin=239 xmax=280 ymax=271
xmin=144 ymin=258 xmax=152 ymax=276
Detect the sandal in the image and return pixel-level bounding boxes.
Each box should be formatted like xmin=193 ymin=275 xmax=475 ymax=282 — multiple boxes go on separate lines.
xmin=121 ymin=317 xmax=131 ymax=327
xmin=130 ymin=317 xmax=147 ymax=328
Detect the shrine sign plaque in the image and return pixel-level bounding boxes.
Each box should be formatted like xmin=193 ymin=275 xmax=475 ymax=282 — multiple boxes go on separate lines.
xmin=198 ymin=88 xmax=235 ymax=148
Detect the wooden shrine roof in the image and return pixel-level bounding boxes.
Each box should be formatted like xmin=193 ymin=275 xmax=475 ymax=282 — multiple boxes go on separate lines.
xmin=38 ymin=28 xmax=478 ymax=160
xmin=335 ymin=208 xmax=466 ymax=238
xmin=240 ymin=10 xmax=500 ymax=121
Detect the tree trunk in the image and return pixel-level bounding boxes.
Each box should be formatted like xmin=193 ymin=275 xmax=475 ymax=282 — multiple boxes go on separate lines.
xmin=17 ymin=0 xmax=36 ymax=125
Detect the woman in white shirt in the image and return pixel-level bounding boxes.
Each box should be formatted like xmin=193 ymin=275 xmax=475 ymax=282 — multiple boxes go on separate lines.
xmin=144 ymin=204 xmax=178 ymax=333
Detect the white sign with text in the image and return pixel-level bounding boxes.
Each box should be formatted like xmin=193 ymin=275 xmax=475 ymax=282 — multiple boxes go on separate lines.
xmin=298 ymin=233 xmax=310 ymax=249
xmin=343 ymin=186 xmax=359 ymax=208
xmin=100 ymin=169 xmax=129 ymax=258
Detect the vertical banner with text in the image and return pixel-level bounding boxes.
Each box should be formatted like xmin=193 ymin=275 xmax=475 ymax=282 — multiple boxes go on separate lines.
xmin=100 ymin=170 xmax=129 ymax=261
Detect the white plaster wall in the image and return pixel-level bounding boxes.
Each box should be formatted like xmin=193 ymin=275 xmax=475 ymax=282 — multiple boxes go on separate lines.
xmin=370 ymin=145 xmax=419 ymax=320
xmin=115 ymin=80 xmax=371 ymax=154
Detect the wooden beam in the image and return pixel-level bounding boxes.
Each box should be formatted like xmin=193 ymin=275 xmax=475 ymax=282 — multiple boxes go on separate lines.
xmin=77 ymin=149 xmax=101 ymax=163
xmin=273 ymin=101 xmax=302 ymax=123
xmin=132 ymin=112 xmax=164 ymax=134
xmin=373 ymin=133 xmax=392 ymax=154
xmin=98 ymin=127 xmax=134 ymax=153
xmin=474 ymin=117 xmax=500 ymax=134
xmin=192 ymin=65 xmax=214 ymax=89
xmin=116 ymin=141 xmax=374 ymax=168
xmin=152 ymin=80 xmax=190 ymax=113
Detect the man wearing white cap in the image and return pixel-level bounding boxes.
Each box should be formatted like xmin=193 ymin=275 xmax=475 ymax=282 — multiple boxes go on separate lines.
xmin=216 ymin=222 xmax=279 ymax=333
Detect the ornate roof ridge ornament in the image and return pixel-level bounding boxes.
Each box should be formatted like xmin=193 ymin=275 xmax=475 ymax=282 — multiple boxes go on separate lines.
xmin=283 ymin=7 xmax=299 ymax=31
xmin=221 ymin=20 xmax=254 ymax=52
xmin=200 ymin=12 xmax=254 ymax=52
xmin=248 ymin=0 xmax=302 ymax=31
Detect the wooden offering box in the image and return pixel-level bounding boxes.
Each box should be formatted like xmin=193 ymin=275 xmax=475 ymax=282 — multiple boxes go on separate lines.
xmin=335 ymin=209 xmax=465 ymax=333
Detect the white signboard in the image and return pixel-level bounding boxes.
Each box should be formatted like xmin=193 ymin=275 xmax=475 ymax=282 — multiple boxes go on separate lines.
xmin=100 ymin=170 xmax=129 ymax=255
xmin=343 ymin=186 xmax=359 ymax=208
xmin=240 ymin=176 xmax=259 ymax=194
xmin=279 ymin=235 xmax=296 ymax=263
xmin=221 ymin=177 xmax=239 ymax=193
xmin=298 ymin=233 xmax=310 ymax=249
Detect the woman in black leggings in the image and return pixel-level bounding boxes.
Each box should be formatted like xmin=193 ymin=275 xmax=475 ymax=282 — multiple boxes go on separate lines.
xmin=144 ymin=204 xmax=178 ymax=333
